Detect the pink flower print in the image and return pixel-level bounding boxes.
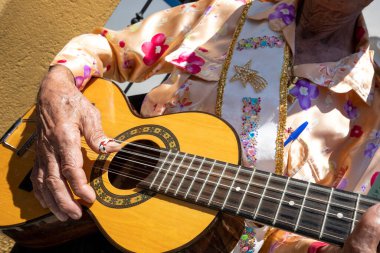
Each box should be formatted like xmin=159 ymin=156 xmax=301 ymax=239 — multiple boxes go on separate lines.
xmin=268 ymin=3 xmax=295 ymax=26
xmin=123 ymin=59 xmax=134 ymax=69
xmin=172 ymin=52 xmax=205 ymax=74
xmin=119 ymin=40 xmax=126 ymax=48
xmin=371 ymin=172 xmax=380 ymax=186
xmin=75 ymin=65 xmax=91 ymax=88
xmin=364 ymin=143 xmax=379 ymax=158
xmin=177 ymin=86 xmax=192 ymax=110
xmin=289 ymin=79 xmax=319 ymax=110
xmin=350 ymin=125 xmax=363 ymax=138
xmin=141 ymin=33 xmax=169 ymax=66
xmin=343 ymin=100 xmax=358 ymax=119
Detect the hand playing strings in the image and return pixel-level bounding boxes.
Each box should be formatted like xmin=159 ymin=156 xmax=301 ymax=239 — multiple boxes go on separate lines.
xmin=31 ymin=65 xmax=120 ymax=221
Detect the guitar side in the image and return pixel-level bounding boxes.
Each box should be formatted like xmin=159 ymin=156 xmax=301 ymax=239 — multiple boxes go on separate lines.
xmin=0 ymin=79 xmax=244 ymax=252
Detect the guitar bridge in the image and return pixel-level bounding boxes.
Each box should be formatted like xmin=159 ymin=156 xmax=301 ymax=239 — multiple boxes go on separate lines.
xmin=1 ymin=117 xmax=37 ymax=157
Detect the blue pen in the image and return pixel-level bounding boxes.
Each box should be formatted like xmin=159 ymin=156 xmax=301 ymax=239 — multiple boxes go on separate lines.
xmin=284 ymin=121 xmax=308 ymax=147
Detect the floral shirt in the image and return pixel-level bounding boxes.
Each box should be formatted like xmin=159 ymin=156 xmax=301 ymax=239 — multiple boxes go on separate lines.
xmin=51 ymin=0 xmax=379 ymax=252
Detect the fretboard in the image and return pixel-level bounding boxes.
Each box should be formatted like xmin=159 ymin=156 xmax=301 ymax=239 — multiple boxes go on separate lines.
xmin=139 ymin=149 xmax=378 ymax=246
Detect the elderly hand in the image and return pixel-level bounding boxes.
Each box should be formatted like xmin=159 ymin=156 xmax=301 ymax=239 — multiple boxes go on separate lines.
xmin=31 ymin=65 xmax=120 ymax=221
xmin=318 ymin=203 xmax=380 ymax=253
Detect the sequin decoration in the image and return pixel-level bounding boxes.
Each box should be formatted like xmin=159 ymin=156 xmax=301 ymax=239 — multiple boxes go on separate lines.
xmin=241 ymin=97 xmax=261 ymax=166
xmin=237 ymin=35 xmax=284 ymax=51
xmin=230 ymin=60 xmax=268 ymax=92
xmin=240 ymin=225 xmax=256 ymax=253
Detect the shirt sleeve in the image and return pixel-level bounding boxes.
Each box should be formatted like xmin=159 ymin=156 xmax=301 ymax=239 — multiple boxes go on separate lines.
xmin=50 ymin=0 xmax=214 ymax=90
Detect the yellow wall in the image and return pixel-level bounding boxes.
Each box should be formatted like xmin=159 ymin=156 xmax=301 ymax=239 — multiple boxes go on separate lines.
xmin=0 ymin=0 xmax=120 ymax=134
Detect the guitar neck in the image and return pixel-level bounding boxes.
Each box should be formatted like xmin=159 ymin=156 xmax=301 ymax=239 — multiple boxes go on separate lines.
xmin=139 ymin=149 xmax=378 ymax=246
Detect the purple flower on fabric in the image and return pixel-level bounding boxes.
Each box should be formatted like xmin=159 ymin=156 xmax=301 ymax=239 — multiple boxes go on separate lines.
xmin=336 ymin=178 xmax=348 ymax=190
xmin=343 ymin=100 xmax=359 ymax=119
xmin=74 ymin=65 xmax=91 ymax=89
xmin=268 ymin=3 xmax=296 ymax=26
xmin=364 ymin=143 xmax=379 ymax=158
xmin=289 ymin=79 xmax=319 ymax=110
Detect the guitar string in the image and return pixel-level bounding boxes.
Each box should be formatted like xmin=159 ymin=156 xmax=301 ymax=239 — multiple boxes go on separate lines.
xmin=26 ymin=139 xmax=373 ymax=215
xmin=83 ymin=143 xmax=370 ymax=215
xmin=91 ymin=153 xmax=365 ymax=226
xmin=92 ymin=164 xmax=349 ymax=242
xmin=99 ymin=140 xmax=377 ymax=206
xmin=29 ymin=135 xmax=377 ymax=209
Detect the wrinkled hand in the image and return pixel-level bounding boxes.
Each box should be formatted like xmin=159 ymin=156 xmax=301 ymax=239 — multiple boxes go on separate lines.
xmin=31 ymin=65 xmax=120 ymax=221
xmin=319 ymin=203 xmax=380 ymax=253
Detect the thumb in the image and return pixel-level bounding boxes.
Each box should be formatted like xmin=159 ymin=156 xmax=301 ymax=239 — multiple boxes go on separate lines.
xmin=81 ymin=107 xmax=121 ymax=154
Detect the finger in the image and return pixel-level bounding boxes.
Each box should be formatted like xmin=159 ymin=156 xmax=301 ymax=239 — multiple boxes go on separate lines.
xmin=345 ymin=204 xmax=380 ymax=253
xmin=80 ymin=105 xmax=121 ymax=153
xmin=31 ymin=157 xmax=47 ymax=208
xmin=42 ymin=147 xmax=83 ymax=220
xmin=39 ymin=140 xmax=83 ymax=220
xmin=40 ymin=183 xmax=69 ymax=222
xmin=56 ymin=125 xmax=96 ymax=204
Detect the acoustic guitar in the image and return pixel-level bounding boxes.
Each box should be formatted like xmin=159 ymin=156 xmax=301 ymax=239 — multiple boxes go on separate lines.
xmin=0 ymin=78 xmax=377 ymax=252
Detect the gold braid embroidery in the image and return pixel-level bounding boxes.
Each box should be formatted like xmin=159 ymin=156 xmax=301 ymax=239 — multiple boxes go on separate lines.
xmin=274 ymin=44 xmax=291 ymax=175
xmin=263 ymin=45 xmax=292 ymax=246
xmin=215 ymin=1 xmax=252 ymax=117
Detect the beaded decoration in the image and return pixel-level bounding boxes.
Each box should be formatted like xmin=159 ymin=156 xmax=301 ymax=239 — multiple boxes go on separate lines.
xmin=236 ymin=35 xmax=284 ymax=51
xmin=239 ymin=225 xmax=257 ymax=253
xmin=241 ymin=97 xmax=261 ymax=166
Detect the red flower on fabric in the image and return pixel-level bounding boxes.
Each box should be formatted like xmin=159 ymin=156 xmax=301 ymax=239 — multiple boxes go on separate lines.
xmin=172 ymin=52 xmax=205 ymax=74
xmin=350 ymin=125 xmax=363 ymax=138
xmin=141 ymin=33 xmax=169 ymax=66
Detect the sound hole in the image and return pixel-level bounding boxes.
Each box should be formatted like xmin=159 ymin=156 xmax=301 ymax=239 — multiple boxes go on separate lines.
xmin=108 ymin=140 xmax=161 ymax=190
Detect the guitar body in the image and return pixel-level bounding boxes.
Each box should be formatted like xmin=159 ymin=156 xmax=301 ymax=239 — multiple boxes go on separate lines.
xmin=0 ymin=79 xmax=244 ymax=252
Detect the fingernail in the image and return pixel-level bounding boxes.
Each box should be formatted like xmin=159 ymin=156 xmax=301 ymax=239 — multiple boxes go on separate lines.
xmin=71 ymin=212 xmax=82 ymax=220
xmin=84 ymin=185 xmax=96 ymax=203
xmin=56 ymin=213 xmax=68 ymax=222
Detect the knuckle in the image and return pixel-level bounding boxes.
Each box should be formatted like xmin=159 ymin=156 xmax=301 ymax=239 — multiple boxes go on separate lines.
xmin=45 ymin=175 xmax=62 ymax=190
xmin=61 ymin=164 xmax=76 ymax=180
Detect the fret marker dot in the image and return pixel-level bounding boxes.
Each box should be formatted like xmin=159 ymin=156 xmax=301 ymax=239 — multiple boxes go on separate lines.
xmin=289 ymin=200 xmax=295 ymax=206
xmin=236 ymin=187 xmax=241 ymax=192
xmin=337 ymin=213 xmax=344 ymax=219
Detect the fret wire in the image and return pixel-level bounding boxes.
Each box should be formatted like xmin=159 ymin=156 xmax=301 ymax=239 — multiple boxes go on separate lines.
xmin=157 ymin=151 xmax=179 ymax=191
xmin=184 ymin=157 xmax=206 ymax=199
xmin=105 ymin=161 xmax=348 ymax=243
xmin=351 ymin=193 xmax=361 ymax=233
xmin=174 ymin=154 xmax=196 ymax=196
xmin=149 ymin=149 xmax=171 ymax=189
xmin=124 ymin=141 xmax=367 ymax=210
xmin=272 ymin=177 xmax=290 ymax=225
xmin=253 ymin=173 xmax=272 ymax=219
xmin=196 ymin=160 xmax=216 ymax=202
xmin=208 ymin=162 xmax=229 ymax=206
xmin=295 ymin=181 xmax=311 ymax=231
xmin=165 ymin=152 xmax=187 ymax=194
xmin=129 ymin=145 xmax=367 ymax=214
xmin=319 ymin=188 xmax=334 ymax=239
xmin=237 ymin=167 xmax=256 ymax=214
xmin=108 ymin=154 xmax=364 ymax=228
xmin=221 ymin=165 xmax=240 ymax=210
xmin=122 ymin=146 xmax=373 ymax=217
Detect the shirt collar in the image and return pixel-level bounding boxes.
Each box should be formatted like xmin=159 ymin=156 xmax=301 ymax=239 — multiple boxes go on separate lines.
xmin=247 ymin=0 xmax=375 ymax=105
